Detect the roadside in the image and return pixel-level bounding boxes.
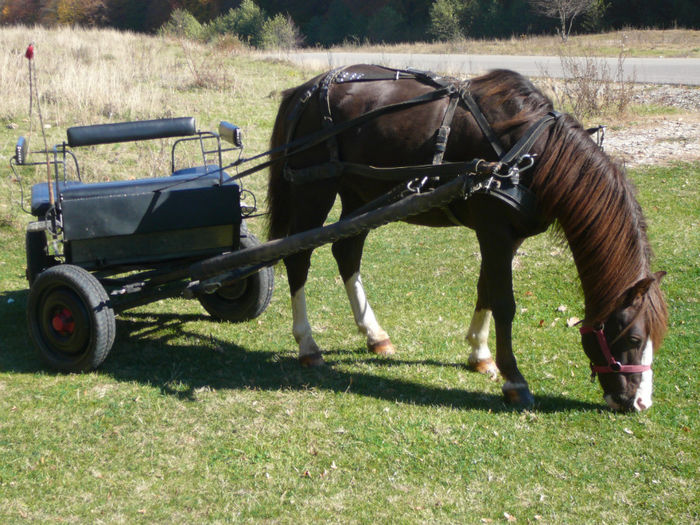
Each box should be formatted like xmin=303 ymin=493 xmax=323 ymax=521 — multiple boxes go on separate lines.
xmin=328 ymin=29 xmax=700 ymax=59
xmin=600 ymin=85 xmax=700 ymax=166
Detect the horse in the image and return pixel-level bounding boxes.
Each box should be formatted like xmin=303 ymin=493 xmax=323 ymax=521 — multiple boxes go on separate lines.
xmin=265 ymin=64 xmax=668 ymax=412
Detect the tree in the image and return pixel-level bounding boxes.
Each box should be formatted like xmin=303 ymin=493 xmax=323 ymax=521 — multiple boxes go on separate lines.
xmin=259 ymin=13 xmax=302 ymax=49
xmin=211 ymin=0 xmax=266 ymax=45
xmin=529 ymin=0 xmax=594 ymax=40
xmin=428 ymin=0 xmax=463 ymax=41
xmin=367 ymin=5 xmax=405 ymax=43
xmin=56 ymin=0 xmax=107 ymax=26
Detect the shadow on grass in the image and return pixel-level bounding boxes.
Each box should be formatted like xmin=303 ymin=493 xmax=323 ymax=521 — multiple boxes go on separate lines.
xmin=104 ymin=312 xmax=601 ymax=414
xmin=0 ymin=299 xmax=601 ymax=413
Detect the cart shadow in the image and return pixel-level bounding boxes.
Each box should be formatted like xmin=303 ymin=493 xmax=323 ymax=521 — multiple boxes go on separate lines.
xmin=104 ymin=312 xmax=601 ymax=413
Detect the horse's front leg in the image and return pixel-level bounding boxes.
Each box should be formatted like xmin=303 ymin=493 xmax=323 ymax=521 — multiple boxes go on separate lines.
xmin=466 ymin=307 xmax=499 ymax=380
xmin=476 ymin=230 xmax=533 ymax=407
xmin=332 ymin=232 xmax=395 ymax=356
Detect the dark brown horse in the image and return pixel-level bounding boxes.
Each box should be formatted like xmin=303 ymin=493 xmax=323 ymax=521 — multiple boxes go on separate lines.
xmin=266 ymin=64 xmax=668 ymax=411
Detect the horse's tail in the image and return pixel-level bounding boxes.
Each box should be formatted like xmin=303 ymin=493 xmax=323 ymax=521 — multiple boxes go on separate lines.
xmin=266 ymin=87 xmax=299 ymax=241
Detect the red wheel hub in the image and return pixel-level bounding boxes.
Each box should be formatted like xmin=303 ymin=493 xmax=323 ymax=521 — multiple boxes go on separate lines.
xmin=52 ymin=308 xmax=75 ymax=336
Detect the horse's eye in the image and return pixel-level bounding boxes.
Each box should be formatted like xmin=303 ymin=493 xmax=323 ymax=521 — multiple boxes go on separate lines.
xmin=628 ymin=336 xmax=643 ymax=347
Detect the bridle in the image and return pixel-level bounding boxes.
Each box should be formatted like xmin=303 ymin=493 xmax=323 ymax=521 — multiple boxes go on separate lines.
xmin=580 ymin=325 xmax=651 ymax=377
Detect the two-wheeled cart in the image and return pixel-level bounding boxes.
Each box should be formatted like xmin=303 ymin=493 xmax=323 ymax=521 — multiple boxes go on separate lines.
xmin=12 ymin=117 xmax=276 ymax=372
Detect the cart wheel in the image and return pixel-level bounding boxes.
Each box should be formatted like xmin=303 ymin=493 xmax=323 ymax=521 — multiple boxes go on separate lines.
xmin=27 ymin=265 xmax=116 ymax=372
xmin=197 ymin=233 xmax=274 ymax=322
xmin=26 ymin=230 xmax=57 ymax=285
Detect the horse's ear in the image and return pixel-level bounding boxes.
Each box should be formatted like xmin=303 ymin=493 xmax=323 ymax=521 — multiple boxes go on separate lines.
xmin=622 ymin=272 xmax=665 ymax=308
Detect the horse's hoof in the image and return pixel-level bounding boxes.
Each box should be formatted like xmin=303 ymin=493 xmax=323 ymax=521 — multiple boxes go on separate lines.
xmin=368 ymin=338 xmax=395 ymax=356
xmin=502 ymin=383 xmax=535 ymax=408
xmin=299 ymin=352 xmax=325 ymax=368
xmin=468 ymin=357 xmax=499 ymax=380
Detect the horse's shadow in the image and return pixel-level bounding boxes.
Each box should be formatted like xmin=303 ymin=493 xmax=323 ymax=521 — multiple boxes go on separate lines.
xmin=104 ymin=312 xmax=600 ymax=413
xmin=0 ymin=296 xmax=600 ymax=413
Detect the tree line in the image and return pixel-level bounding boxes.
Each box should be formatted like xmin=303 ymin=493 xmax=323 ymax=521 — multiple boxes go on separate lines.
xmin=2 ymin=0 xmax=698 ymax=46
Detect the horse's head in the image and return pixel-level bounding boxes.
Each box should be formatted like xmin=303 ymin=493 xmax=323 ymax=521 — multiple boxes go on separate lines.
xmin=581 ymin=271 xmax=666 ymax=412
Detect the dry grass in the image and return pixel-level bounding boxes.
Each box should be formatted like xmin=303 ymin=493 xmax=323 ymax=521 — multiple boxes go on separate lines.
xmin=0 ymin=24 xmax=309 ymax=192
xmin=331 ymin=29 xmax=700 ymax=58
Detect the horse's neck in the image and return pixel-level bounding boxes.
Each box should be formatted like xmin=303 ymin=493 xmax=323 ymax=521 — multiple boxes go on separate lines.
xmin=532 ymin=126 xmax=650 ymax=322
xmin=565 ymin=188 xmax=649 ymax=321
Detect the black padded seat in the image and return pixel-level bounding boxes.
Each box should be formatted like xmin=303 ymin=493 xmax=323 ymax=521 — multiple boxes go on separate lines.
xmin=66 ymin=117 xmax=196 ymax=147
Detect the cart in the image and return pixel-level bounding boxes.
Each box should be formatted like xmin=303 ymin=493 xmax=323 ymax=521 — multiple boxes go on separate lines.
xmin=12 ymin=117 xmax=274 ymax=372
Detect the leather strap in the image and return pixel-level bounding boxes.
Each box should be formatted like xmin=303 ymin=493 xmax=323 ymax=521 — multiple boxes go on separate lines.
xmin=499 ymin=111 xmax=561 ymax=167
xmin=459 ymin=86 xmax=505 ymax=158
xmin=432 ymin=93 xmax=460 ymax=164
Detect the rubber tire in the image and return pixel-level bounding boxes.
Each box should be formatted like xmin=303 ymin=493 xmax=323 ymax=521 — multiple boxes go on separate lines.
xmin=26 ymin=230 xmax=56 ymax=285
xmin=27 ymin=265 xmax=116 ymax=372
xmin=197 ymin=233 xmax=274 ymax=322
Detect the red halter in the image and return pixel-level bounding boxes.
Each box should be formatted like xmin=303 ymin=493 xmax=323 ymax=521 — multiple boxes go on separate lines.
xmin=580 ymin=325 xmax=651 ymax=375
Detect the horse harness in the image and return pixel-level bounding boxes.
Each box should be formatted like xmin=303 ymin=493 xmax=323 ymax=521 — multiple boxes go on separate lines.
xmin=281 ymin=65 xmax=562 ymax=232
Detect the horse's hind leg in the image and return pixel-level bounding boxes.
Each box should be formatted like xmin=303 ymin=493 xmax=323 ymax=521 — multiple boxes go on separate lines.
xmin=284 ymin=183 xmax=337 ymax=367
xmin=332 ymin=193 xmax=394 ymax=356
xmin=332 ymin=234 xmax=395 ymax=356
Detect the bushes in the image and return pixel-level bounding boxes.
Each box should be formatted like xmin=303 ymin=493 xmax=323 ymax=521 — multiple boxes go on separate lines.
xmin=259 ymin=14 xmax=303 ymax=50
xmin=159 ymin=9 xmax=204 ymax=40
xmin=160 ymin=0 xmax=301 ymax=50
xmin=429 ymin=0 xmax=464 ymax=41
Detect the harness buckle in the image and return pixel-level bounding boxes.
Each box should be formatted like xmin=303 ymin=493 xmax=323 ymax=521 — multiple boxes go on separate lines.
xmin=496 ymin=154 xmax=537 ymax=180
xmin=472 ymin=176 xmax=499 ymax=194
xmin=406 ymin=176 xmax=429 ymax=194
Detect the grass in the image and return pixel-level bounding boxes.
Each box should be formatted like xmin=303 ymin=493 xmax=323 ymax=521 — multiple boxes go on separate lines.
xmin=0 ymin=26 xmax=698 ymax=523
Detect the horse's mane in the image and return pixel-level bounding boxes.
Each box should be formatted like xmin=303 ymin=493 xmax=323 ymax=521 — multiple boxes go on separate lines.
xmin=470 ymin=70 xmax=667 ymax=348
xmin=470 ymin=71 xmax=665 ymax=348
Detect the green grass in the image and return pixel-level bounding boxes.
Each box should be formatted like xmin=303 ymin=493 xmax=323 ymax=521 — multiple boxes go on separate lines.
xmin=0 ymin=27 xmax=698 ymax=523
xmin=1 ymin=161 xmax=697 ymax=523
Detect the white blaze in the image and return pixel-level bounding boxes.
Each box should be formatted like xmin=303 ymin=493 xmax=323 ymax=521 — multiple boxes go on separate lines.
xmin=634 ymin=338 xmax=654 ymax=411
xmin=603 ymin=337 xmax=654 ymax=412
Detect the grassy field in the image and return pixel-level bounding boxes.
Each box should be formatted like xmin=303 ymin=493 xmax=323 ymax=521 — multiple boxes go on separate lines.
xmin=0 ymin=26 xmax=698 ymax=523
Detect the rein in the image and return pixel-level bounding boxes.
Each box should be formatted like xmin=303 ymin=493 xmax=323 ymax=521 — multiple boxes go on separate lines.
xmin=580 ymin=325 xmax=651 ymax=376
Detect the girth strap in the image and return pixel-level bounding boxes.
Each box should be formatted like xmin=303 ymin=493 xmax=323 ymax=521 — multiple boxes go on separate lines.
xmin=319 ymin=66 xmax=348 ymax=166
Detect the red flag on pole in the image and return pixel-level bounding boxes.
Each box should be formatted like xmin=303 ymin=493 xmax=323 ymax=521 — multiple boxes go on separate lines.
xmin=25 ymin=44 xmax=34 ymax=60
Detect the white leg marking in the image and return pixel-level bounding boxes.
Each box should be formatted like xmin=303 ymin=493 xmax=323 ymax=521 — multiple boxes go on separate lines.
xmin=466 ymin=309 xmax=493 ymax=362
xmin=344 ymin=272 xmax=389 ymax=345
xmin=634 ymin=338 xmax=654 ymax=411
xmin=291 ymin=287 xmax=319 ymax=357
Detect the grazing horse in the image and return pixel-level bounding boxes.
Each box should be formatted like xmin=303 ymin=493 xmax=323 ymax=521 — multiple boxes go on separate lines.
xmin=266 ymin=64 xmax=668 ymax=411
